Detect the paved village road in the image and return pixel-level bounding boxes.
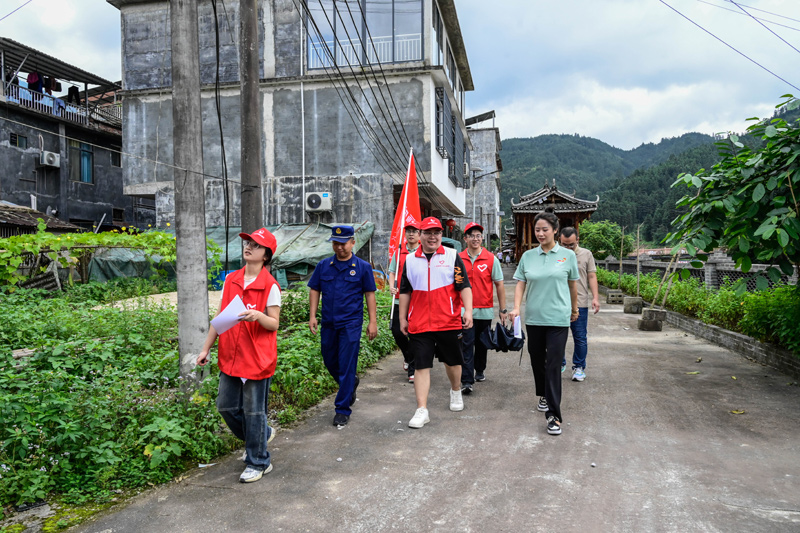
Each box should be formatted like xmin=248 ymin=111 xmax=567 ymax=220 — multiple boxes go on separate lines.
xmin=74 ymin=276 xmax=800 ymax=533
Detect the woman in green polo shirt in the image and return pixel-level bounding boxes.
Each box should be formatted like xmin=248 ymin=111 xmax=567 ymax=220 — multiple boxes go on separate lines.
xmin=508 ymin=208 xmax=579 ymax=436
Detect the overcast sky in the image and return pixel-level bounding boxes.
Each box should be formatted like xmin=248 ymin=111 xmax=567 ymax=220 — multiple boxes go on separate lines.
xmin=2 ymin=0 xmax=798 ymax=149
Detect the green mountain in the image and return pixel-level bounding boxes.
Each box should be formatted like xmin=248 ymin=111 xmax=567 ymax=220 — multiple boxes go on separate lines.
xmin=499 ymin=105 xmax=800 ymax=244
xmin=499 ymin=132 xmax=715 ymax=226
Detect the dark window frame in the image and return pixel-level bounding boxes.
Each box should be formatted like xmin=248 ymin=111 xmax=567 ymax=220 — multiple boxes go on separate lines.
xmin=10 ymin=133 xmax=27 ymax=149
xmin=68 ymin=139 xmax=94 ymax=184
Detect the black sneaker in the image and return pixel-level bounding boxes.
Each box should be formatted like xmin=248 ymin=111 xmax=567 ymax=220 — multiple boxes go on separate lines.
xmin=475 ymin=373 xmax=486 ymax=382
xmin=333 ymin=413 xmax=349 ymax=426
xmin=537 ymin=397 xmax=548 ymax=412
xmin=547 ymin=416 xmax=561 ymax=435
xmin=461 ymin=383 xmax=473 ymax=395
xmin=350 ymin=376 xmax=359 ymax=406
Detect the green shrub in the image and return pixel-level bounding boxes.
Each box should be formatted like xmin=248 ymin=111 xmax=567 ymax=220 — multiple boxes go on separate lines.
xmin=596 ymin=268 xmax=799 ymax=355
xmin=0 ymin=279 xmax=397 ymax=507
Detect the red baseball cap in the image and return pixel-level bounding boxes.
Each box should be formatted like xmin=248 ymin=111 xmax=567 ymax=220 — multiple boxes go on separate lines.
xmin=420 ymin=217 xmax=443 ymax=231
xmin=239 ymin=227 xmax=277 ymax=254
xmin=404 ymin=220 xmax=421 ymax=230
xmin=464 ymin=222 xmax=484 ymax=234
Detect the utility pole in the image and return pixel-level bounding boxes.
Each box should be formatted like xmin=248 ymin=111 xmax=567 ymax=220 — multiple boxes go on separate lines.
xmin=240 ymin=0 xmax=263 ymax=233
xmin=171 ymin=0 xmax=209 ymax=388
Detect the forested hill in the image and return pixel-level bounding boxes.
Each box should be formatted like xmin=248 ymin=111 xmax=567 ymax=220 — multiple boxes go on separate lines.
xmin=499 ymin=132 xmax=714 ymax=222
xmin=591 ymin=143 xmax=722 ymax=241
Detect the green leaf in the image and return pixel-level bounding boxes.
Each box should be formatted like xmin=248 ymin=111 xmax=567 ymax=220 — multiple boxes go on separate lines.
xmin=690 ymin=260 xmax=704 ymax=268
xmin=691 ymin=176 xmax=702 ymax=188
xmin=739 ymin=256 xmax=752 ymax=272
xmin=766 ymin=175 xmax=778 ymax=190
xmin=752 ymin=183 xmax=766 ymax=202
xmin=730 ymin=134 xmax=739 ymax=143
xmin=738 ymin=239 xmax=750 ymax=252
xmin=767 ymin=267 xmax=782 ymax=283
xmin=680 ymin=268 xmax=691 ymax=280
xmin=777 ymin=229 xmax=789 ymax=247
xmin=765 ymin=125 xmax=778 ymax=137
xmin=755 ymin=275 xmax=769 ymax=291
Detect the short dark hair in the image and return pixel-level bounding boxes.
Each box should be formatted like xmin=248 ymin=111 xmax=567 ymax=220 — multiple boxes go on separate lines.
xmin=560 ymin=226 xmax=578 ymax=238
xmin=534 ymin=207 xmax=559 ymax=232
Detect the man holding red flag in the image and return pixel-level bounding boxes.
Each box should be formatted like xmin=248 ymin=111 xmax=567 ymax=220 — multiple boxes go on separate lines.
xmin=388 ymin=220 xmax=420 ymax=382
xmin=387 ymin=150 xmax=421 ymax=264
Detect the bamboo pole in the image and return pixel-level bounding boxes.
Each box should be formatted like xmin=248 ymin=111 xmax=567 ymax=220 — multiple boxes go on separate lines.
xmin=636 ymin=224 xmax=642 ymax=297
xmin=618 ymin=226 xmax=625 ymax=289
xmin=649 ymin=253 xmax=677 ymax=309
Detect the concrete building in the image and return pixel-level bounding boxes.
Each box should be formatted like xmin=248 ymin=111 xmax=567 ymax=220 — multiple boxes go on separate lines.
xmin=0 ymin=37 xmax=154 ymax=231
xmin=455 ymin=111 xmax=502 ymax=248
xmin=108 ymin=0 xmax=476 ymax=255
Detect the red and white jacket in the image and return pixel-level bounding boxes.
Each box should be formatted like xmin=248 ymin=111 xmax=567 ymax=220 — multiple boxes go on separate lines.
xmin=404 ymin=246 xmax=464 ymax=334
xmin=459 ymin=247 xmax=495 ymax=309
xmin=217 ymin=267 xmax=279 ymax=380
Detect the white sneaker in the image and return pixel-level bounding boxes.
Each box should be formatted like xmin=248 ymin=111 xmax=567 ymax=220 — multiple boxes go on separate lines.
xmin=450 ymin=389 xmax=464 ymax=411
xmin=408 ymin=407 xmax=430 ymax=428
xmin=239 ymin=463 xmax=272 ymax=483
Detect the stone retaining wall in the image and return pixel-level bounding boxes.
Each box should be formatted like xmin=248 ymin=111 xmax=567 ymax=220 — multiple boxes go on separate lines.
xmin=598 ymin=285 xmax=800 ymax=380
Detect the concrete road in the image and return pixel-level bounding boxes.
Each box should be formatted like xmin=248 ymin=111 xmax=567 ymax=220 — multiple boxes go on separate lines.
xmin=75 ymin=280 xmax=800 ymax=533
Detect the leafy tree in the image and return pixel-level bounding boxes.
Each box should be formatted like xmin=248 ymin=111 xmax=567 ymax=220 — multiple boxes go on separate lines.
xmin=577 ymin=220 xmax=635 ymax=259
xmin=667 ymin=95 xmax=800 ymax=292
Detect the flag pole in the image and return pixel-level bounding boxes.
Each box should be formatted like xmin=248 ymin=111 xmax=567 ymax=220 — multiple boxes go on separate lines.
xmin=390 ymin=147 xmax=414 ymax=322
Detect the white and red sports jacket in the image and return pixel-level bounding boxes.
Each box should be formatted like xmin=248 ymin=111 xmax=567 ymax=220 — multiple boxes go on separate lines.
xmin=401 ymin=245 xmax=470 ymax=334
xmin=459 ymin=247 xmax=496 ymax=309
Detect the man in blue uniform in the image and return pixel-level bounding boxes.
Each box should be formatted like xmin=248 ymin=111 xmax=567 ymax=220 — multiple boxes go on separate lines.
xmin=308 ymin=225 xmax=378 ymax=426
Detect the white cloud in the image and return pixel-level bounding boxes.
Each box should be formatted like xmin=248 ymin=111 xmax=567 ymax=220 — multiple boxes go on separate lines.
xmin=485 ymin=76 xmax=783 ymax=149
xmin=457 ymin=0 xmax=800 ymax=147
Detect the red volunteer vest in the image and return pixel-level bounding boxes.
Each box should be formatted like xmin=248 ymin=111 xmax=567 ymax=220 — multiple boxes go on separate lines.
xmin=393 ymin=244 xmax=417 ymax=300
xmin=405 ymin=246 xmax=462 ymax=334
xmin=459 ymin=247 xmax=495 ymax=309
xmin=217 ymin=267 xmax=279 ymax=380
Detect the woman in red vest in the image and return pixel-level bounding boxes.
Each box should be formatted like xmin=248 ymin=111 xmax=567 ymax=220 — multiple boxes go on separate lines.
xmin=197 ymin=228 xmax=281 ymax=483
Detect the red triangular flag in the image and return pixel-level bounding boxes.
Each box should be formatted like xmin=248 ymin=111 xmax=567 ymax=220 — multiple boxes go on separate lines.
xmin=388 ymin=151 xmax=421 ymax=262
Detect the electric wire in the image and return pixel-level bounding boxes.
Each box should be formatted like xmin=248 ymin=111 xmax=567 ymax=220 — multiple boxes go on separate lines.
xmin=290 ymin=0 xmax=409 ymax=180
xmin=305 ymin=0 xmax=410 ymax=175
xmin=728 ymin=1 xmax=800 ymax=56
xmin=721 ymin=0 xmax=800 ymax=24
xmin=695 ymin=0 xmax=800 ymax=32
xmin=0 ymin=0 xmax=33 ymax=23
xmin=658 ymin=0 xmax=800 ymax=92
xmin=211 ymin=0 xmax=232 ymax=271
xmin=323 ymin=0 xmax=414 ymax=175
xmin=313 ymin=1 xmax=457 ymax=213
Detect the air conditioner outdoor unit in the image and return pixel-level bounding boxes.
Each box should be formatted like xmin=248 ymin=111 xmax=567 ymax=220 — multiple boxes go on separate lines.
xmin=305 ymin=192 xmax=332 ymax=212
xmin=39 ymin=151 xmax=60 ymax=167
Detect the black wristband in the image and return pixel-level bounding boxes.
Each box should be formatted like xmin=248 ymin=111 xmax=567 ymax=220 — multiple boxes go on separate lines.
xmin=500 ymin=308 xmax=508 ymax=314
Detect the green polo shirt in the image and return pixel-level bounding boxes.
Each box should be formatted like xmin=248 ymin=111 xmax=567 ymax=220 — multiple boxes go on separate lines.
xmin=462 ymin=248 xmax=504 ymax=320
xmin=513 ymin=244 xmax=580 ymax=327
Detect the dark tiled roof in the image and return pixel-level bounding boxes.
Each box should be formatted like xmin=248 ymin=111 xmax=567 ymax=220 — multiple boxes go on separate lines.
xmin=0 ymin=203 xmax=82 ymax=231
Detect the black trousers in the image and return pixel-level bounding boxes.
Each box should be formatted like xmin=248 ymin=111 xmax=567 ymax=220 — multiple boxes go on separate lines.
xmin=391 ymin=302 xmax=415 ymax=377
xmin=461 ymin=318 xmax=493 ymax=384
xmin=526 ymin=325 xmax=569 ymax=422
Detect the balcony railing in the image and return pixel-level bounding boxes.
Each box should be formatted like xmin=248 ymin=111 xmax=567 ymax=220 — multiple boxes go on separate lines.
xmin=309 ymin=33 xmax=421 ymax=69
xmin=3 ymin=82 xmax=88 ymax=125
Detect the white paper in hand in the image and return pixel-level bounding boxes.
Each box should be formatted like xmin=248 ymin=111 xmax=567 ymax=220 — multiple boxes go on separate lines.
xmin=513 ymin=316 xmax=522 ymax=338
xmin=210 ymin=295 xmax=247 ymax=335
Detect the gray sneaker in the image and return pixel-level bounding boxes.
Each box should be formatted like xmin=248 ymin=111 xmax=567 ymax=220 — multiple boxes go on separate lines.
xmin=239 ymin=463 xmax=272 ymax=483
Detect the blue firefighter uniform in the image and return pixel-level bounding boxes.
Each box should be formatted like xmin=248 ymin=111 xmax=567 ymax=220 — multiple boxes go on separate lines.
xmin=307 ymin=227 xmax=377 ymax=417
